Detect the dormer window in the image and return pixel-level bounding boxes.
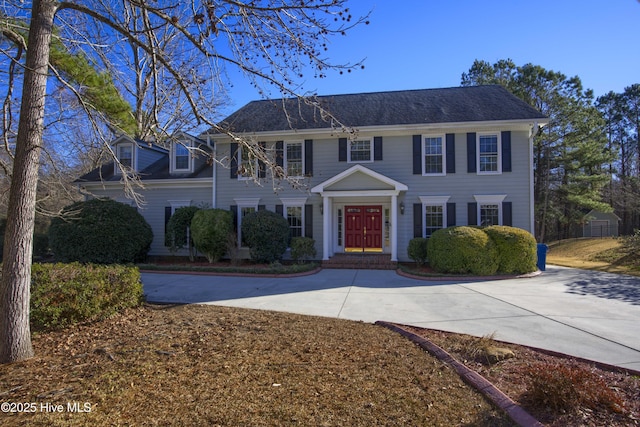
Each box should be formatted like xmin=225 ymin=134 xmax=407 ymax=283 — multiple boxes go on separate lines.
xmin=171 ymin=141 xmax=193 ymax=173
xmin=115 ymin=143 xmax=134 ymax=175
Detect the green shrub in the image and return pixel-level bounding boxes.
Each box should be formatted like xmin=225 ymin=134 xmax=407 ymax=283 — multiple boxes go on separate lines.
xmin=49 ymin=199 xmax=153 ymax=264
xmin=165 ymin=206 xmax=200 ymax=260
xmin=427 ymin=226 xmax=498 ymax=275
xmin=484 ymin=226 xmax=537 ymax=274
xmin=242 ymin=210 xmax=290 ymax=263
xmin=190 ymin=209 xmax=233 ymax=263
xmin=407 ymin=237 xmax=429 ymax=266
xmin=291 ymin=237 xmax=317 ymax=263
xmin=30 ymin=263 xmax=143 ymax=331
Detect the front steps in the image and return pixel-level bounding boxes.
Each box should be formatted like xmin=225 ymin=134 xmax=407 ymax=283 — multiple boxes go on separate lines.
xmin=322 ymin=253 xmax=397 ymax=270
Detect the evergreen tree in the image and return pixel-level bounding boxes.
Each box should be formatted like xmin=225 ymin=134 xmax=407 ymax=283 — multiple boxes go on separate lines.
xmin=462 ymin=59 xmax=613 ymax=241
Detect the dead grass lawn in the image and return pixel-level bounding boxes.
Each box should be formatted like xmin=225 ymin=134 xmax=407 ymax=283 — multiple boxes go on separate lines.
xmin=1 ymin=305 xmax=513 ymax=426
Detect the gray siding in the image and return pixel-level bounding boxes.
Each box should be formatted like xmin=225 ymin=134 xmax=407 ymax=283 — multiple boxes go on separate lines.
xmin=213 ymin=127 xmax=533 ymax=261
xmin=86 ymin=183 xmax=213 ymax=257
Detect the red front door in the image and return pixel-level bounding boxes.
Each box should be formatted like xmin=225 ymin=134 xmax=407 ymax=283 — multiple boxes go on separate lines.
xmin=345 ymin=206 xmax=383 ymax=253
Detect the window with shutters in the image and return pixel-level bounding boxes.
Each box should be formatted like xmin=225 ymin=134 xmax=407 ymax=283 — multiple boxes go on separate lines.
xmin=477 ymin=133 xmax=501 ymax=174
xmin=238 ymin=146 xmax=258 ymax=180
xmin=280 ymin=198 xmax=307 ymax=238
xmin=419 ymin=196 xmax=450 ymax=237
xmin=473 ymin=195 xmax=506 ymax=226
xmin=285 ymin=141 xmax=304 ymax=177
xmin=348 ymin=138 xmax=373 ymax=163
xmin=422 ymin=135 xmax=445 ymax=175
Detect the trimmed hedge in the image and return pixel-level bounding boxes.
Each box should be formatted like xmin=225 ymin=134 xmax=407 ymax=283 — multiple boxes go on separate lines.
xmin=407 ymin=237 xmax=429 ymax=266
xmin=49 ymin=199 xmax=153 ymax=264
xmin=427 ymin=226 xmax=499 ymax=275
xmin=30 ymin=263 xmax=143 ymax=331
xmin=190 ymin=209 xmax=233 ymax=263
xmin=242 ymin=210 xmax=290 ymax=263
xmin=484 ymin=226 xmax=537 ymax=274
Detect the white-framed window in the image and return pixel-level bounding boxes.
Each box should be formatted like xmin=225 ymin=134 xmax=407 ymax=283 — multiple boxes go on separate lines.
xmin=238 ymin=146 xmax=258 ymax=180
xmin=474 ymin=195 xmax=506 ymax=226
xmin=419 ymin=196 xmax=450 ymax=237
xmin=235 ymin=198 xmax=260 ymax=247
xmin=348 ymin=138 xmax=373 ymax=163
xmin=280 ymin=197 xmax=307 ymax=238
xmin=115 ymin=143 xmax=134 ymax=174
xmin=285 ymin=141 xmax=304 ymax=177
xmin=172 ymin=141 xmax=192 ymax=172
xmin=477 ymin=133 xmax=501 ymax=174
xmin=422 ymin=135 xmax=446 ymax=175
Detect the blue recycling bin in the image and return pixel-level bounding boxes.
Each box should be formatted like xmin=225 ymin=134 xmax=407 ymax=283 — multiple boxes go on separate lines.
xmin=537 ymin=243 xmax=548 ymax=271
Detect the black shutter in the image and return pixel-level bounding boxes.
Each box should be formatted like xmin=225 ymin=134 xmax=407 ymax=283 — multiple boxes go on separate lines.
xmin=164 ymin=206 xmax=172 ymax=240
xmin=230 ymin=205 xmax=238 ymax=231
xmin=374 ymin=136 xmax=383 ymax=161
xmin=468 ymin=202 xmax=478 ymax=226
xmin=275 ymin=204 xmax=283 ymax=216
xmin=230 ymin=142 xmax=238 ymax=178
xmin=503 ymin=202 xmax=513 ymax=226
xmin=447 ymin=202 xmax=456 ymax=227
xmin=501 ymin=131 xmax=512 ymax=172
xmin=412 ymin=135 xmax=422 ymax=175
xmin=276 ymin=141 xmax=284 ymax=169
xmin=304 ymin=139 xmax=313 ymax=176
xmin=413 ymin=203 xmax=423 ymax=238
xmin=467 ymin=133 xmax=476 ymax=173
xmin=446 ymin=133 xmax=455 ymax=173
xmin=258 ymin=141 xmax=266 ymax=178
xmin=304 ymin=204 xmax=313 ymax=238
xmin=338 ymin=138 xmax=347 ymax=162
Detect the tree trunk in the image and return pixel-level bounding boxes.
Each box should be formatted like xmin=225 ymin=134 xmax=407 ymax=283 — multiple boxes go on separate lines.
xmin=0 ymin=0 xmax=57 ymax=363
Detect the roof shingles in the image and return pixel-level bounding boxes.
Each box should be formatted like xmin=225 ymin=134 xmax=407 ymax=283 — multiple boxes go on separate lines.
xmin=217 ymin=85 xmax=547 ymax=133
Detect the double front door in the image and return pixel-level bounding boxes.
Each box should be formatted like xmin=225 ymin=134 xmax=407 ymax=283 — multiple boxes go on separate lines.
xmin=345 ymin=205 xmax=383 ymax=253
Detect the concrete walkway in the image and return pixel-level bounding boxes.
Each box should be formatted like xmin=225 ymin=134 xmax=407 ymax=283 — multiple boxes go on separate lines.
xmin=142 ymin=265 xmax=640 ymax=371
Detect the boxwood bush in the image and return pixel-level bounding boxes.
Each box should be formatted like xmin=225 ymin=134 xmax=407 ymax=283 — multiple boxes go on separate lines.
xmin=484 ymin=226 xmax=537 ymax=274
xmin=49 ymin=198 xmax=153 ymax=264
xmin=427 ymin=226 xmax=499 ymax=275
xmin=407 ymin=237 xmax=429 ymax=266
xmin=242 ymin=210 xmax=290 ymax=263
xmin=290 ymin=236 xmax=317 ymax=263
xmin=190 ymin=209 xmax=233 ymax=263
xmin=30 ymin=263 xmax=143 ymax=331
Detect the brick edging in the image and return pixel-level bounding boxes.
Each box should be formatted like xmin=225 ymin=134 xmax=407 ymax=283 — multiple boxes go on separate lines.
xmin=376 ymin=321 xmax=544 ymax=427
xmin=139 ymin=266 xmax=322 ymax=278
xmin=396 ymin=268 xmax=542 ymax=282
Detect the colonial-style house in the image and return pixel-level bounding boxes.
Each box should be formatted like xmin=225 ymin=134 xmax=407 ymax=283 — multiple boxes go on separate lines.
xmin=77 ymin=85 xmax=547 ymax=263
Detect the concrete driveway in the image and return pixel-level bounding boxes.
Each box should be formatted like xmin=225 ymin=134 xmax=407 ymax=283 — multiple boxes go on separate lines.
xmin=142 ymin=265 xmax=640 ymax=371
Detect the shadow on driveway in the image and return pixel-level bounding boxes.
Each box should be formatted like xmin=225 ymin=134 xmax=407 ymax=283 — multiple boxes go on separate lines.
xmin=565 ymin=271 xmax=640 ymax=305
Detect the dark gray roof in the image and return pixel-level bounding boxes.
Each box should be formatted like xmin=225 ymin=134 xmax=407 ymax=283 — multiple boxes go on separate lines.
xmin=216 ymin=85 xmax=547 ymax=133
xmin=76 ymin=156 xmax=212 ymax=183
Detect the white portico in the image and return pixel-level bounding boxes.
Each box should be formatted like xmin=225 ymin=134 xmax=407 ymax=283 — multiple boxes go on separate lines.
xmin=311 ymin=165 xmax=408 ymax=262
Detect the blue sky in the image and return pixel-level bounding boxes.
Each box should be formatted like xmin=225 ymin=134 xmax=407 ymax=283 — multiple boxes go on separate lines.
xmin=221 ymin=0 xmax=640 ymax=116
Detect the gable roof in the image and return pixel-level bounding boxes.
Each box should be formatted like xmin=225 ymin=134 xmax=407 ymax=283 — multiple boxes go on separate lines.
xmin=216 ymin=85 xmax=547 ymax=133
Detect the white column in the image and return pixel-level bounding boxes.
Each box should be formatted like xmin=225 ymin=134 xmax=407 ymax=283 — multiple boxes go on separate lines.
xmin=391 ymin=194 xmax=398 ymax=262
xmin=322 ymin=195 xmax=331 ymax=260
